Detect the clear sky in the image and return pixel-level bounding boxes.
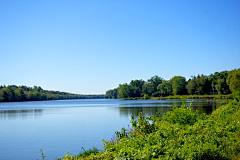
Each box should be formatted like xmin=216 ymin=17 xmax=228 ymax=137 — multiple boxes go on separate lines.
xmin=1 ymin=0 xmax=239 ymax=94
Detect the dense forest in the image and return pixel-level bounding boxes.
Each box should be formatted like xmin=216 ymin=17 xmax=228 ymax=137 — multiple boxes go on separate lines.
xmin=105 ymin=68 xmax=240 ymax=99
xmin=0 ymin=85 xmax=104 ymax=102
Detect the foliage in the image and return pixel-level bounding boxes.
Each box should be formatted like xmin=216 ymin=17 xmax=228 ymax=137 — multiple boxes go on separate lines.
xmin=72 ymin=147 xmax=100 ymax=159
xmin=159 ymin=94 xmax=231 ymax=100
xmin=186 ymin=75 xmax=211 ymax=95
xmin=157 ymin=80 xmax=172 ymax=96
xmin=40 ymin=149 xmax=46 ymax=160
xmin=129 ymin=79 xmax=145 ymax=97
xmin=170 ymin=76 xmax=187 ymax=95
xmin=39 ymin=147 xmax=100 ymax=160
xmin=143 ymin=94 xmax=150 ymax=100
xmin=109 ymin=68 xmax=239 ymax=100
xmin=104 ymin=88 xmax=118 ymax=99
xmin=163 ymin=99 xmax=198 ymax=125
xmin=226 ymin=68 xmax=240 ymax=94
xmin=142 ymin=83 xmax=155 ymax=96
xmin=0 ymin=85 xmax=104 ymax=102
xmin=209 ymin=71 xmax=231 ymax=95
xmin=118 ymin=83 xmax=131 ymax=98
xmin=147 ymin=75 xmax=163 ymax=96
xmin=79 ymin=98 xmax=240 ymax=159
xmin=116 ymin=76 xmax=164 ymax=99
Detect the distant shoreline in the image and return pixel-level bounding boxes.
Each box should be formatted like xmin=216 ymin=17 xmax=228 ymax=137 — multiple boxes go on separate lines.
xmin=0 ymin=85 xmax=105 ymax=103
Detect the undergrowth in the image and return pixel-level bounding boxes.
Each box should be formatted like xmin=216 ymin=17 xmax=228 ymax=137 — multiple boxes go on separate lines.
xmin=50 ymin=92 xmax=240 ymax=159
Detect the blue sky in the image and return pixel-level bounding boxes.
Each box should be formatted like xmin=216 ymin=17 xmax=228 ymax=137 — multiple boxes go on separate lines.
xmin=1 ymin=0 xmax=239 ymax=94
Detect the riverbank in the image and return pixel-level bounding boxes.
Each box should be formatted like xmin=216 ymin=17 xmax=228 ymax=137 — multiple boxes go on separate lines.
xmin=122 ymin=94 xmax=232 ymax=100
xmin=60 ymin=94 xmax=240 ymax=159
xmin=152 ymin=94 xmax=232 ymax=100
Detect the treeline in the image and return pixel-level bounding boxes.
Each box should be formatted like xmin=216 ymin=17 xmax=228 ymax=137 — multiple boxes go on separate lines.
xmin=0 ymin=85 xmax=104 ymax=102
xmin=105 ymin=68 xmax=240 ymax=99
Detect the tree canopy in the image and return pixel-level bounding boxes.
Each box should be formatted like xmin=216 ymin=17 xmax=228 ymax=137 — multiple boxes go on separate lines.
xmin=227 ymin=68 xmax=240 ymax=94
xmin=105 ymin=68 xmax=240 ymax=99
xmin=0 ymin=85 xmax=104 ymax=102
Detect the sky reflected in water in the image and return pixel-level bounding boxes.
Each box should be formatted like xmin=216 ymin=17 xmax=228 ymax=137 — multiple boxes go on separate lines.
xmin=0 ymin=99 xmax=221 ymax=160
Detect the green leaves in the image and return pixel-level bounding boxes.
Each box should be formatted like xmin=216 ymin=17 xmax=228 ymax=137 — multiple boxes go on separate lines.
xmin=170 ymin=76 xmax=187 ymax=95
xmin=66 ymin=97 xmax=240 ymax=159
xmin=227 ymin=68 xmax=240 ymax=94
xmin=105 ymin=100 xmax=238 ymax=159
xmin=40 ymin=149 xmax=46 ymax=160
xmin=0 ymin=85 xmax=104 ymax=102
xmin=162 ymin=99 xmax=198 ymax=126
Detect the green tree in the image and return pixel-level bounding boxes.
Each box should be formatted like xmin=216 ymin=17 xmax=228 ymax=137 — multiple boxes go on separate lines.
xmin=187 ymin=75 xmax=211 ymax=95
xmin=227 ymin=68 xmax=240 ymax=94
xmin=142 ymin=83 xmax=155 ymax=96
xmin=170 ymin=76 xmax=187 ymax=95
xmin=147 ymin=76 xmax=163 ymax=95
xmin=197 ymin=75 xmax=211 ymax=95
xmin=105 ymin=88 xmax=118 ymax=99
xmin=157 ymin=80 xmax=172 ymax=96
xmin=0 ymin=89 xmax=4 ymax=101
xmin=118 ymin=83 xmax=131 ymax=98
xmin=209 ymin=71 xmax=230 ymax=95
xmin=186 ymin=76 xmax=196 ymax=95
xmin=129 ymin=79 xmax=145 ymax=97
xmin=1 ymin=87 xmax=13 ymax=102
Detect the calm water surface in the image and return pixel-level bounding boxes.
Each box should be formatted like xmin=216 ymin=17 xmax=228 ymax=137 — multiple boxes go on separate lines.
xmin=0 ymin=99 xmax=220 ymax=160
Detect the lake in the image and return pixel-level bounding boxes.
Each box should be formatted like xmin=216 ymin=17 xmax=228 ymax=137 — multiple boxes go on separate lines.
xmin=0 ymin=99 xmax=220 ymax=160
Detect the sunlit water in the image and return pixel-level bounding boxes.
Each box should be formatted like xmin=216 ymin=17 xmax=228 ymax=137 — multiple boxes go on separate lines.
xmin=0 ymin=99 xmax=220 ymax=160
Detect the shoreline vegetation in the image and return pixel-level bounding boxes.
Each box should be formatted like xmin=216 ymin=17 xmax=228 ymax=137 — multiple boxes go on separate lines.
xmin=0 ymin=85 xmax=104 ymax=102
xmin=1 ymin=68 xmax=239 ymax=159
xmin=1 ymin=68 xmax=239 ymax=103
xmin=122 ymin=94 xmax=233 ymax=100
xmin=105 ymin=68 xmax=240 ymax=100
xmin=54 ymin=93 xmax=240 ymax=160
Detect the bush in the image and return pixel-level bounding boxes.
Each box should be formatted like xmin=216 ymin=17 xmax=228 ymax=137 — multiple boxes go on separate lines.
xmin=61 ymin=97 xmax=240 ymax=160
xmin=163 ymin=99 xmax=198 ymax=126
xmin=143 ymin=94 xmax=150 ymax=100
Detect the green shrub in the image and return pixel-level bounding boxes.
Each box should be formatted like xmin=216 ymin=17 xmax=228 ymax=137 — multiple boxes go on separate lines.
xmin=163 ymin=99 xmax=198 ymax=126
xmin=143 ymin=94 xmax=150 ymax=100
xmin=61 ymin=97 xmax=240 ymax=160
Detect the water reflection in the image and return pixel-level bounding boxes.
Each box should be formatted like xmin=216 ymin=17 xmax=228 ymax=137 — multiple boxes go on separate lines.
xmin=114 ymin=99 xmax=221 ymax=117
xmin=0 ymin=98 xmax=223 ymax=160
xmin=118 ymin=106 xmax=172 ymax=118
xmin=0 ymin=109 xmax=43 ymax=120
xmin=0 ymin=99 xmax=221 ymax=120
